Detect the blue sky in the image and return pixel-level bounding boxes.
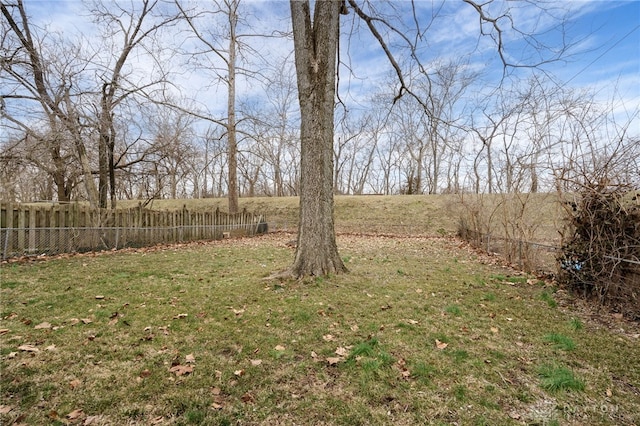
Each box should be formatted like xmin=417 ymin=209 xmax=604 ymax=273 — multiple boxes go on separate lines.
xmin=8 ymin=0 xmax=640 ymax=133
xmin=549 ymin=1 xmax=638 ymax=91
xmin=340 ymin=1 xmax=639 ymax=109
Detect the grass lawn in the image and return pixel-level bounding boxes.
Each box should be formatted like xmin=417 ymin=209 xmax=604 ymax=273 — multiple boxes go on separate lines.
xmin=1 ymin=230 xmax=639 ymax=425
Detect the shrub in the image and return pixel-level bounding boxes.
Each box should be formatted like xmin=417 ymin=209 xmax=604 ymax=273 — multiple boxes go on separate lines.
xmin=558 ymin=184 xmax=640 ymax=319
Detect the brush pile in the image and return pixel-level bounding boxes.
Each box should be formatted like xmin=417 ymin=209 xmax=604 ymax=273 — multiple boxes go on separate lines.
xmin=559 ymin=184 xmax=640 ymax=319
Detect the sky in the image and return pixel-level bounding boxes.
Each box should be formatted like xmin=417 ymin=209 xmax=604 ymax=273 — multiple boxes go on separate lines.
xmin=5 ymin=0 xmax=640 ymax=136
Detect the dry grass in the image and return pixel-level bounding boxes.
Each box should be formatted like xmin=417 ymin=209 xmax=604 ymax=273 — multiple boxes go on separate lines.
xmin=117 ymin=194 xmax=464 ymax=236
xmin=2 ymin=230 xmax=639 ymax=425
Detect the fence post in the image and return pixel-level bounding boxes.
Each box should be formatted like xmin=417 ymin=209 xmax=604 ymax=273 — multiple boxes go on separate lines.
xmin=518 ymin=240 xmax=523 ymax=269
xmin=3 ymin=203 xmax=13 ymax=258
xmin=28 ymin=205 xmax=36 ymax=253
xmin=3 ymin=227 xmax=9 ymax=260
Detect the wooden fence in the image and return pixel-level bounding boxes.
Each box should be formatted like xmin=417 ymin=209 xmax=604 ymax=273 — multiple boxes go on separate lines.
xmin=0 ymin=202 xmax=267 ymax=259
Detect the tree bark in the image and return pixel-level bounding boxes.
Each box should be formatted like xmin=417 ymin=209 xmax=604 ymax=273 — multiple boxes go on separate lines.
xmin=289 ymin=0 xmax=347 ymax=277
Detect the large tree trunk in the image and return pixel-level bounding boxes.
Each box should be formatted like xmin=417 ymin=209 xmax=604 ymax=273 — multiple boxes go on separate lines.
xmin=289 ymin=0 xmax=347 ymax=277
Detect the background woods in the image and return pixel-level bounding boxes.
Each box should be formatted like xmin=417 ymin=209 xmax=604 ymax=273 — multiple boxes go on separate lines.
xmin=2 ymin=1 xmax=637 ymax=204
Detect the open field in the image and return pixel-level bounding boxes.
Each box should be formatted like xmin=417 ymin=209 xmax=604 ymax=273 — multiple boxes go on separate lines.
xmin=117 ymin=195 xmax=462 ymax=235
xmin=116 ymin=193 xmax=560 ymax=239
xmin=2 ymin=228 xmax=639 ymax=425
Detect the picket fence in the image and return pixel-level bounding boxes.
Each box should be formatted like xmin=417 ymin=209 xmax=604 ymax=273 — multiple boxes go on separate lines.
xmin=0 ymin=202 xmax=267 ymax=259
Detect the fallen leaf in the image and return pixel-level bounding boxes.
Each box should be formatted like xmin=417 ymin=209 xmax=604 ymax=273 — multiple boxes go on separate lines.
xmin=350 ymin=324 xmax=359 ymax=331
xmin=7 ymin=352 xmax=17 ymax=359
xmin=18 ymin=344 xmax=39 ymax=353
xmin=185 ymin=354 xmax=196 ymax=364
xmin=34 ymin=322 xmax=52 ymax=330
xmin=435 ymin=339 xmax=448 ymax=350
xmin=211 ymin=403 xmax=223 ymax=410
xmin=234 ymin=369 xmax=245 ymax=376
xmin=335 ymin=347 xmax=348 ymax=357
xmin=108 ymin=318 xmax=118 ymax=326
xmin=0 ymin=328 xmax=9 ymax=335
xmin=150 ymin=416 xmax=164 ymax=424
xmin=169 ymin=365 xmax=193 ymax=376
xmin=241 ymin=392 xmax=255 ymax=403
xmin=612 ymin=313 xmax=623 ymax=321
xmin=250 ymin=359 xmax=262 ymax=366
xmin=139 ymin=369 xmax=152 ymax=379
xmin=326 ymin=357 xmax=341 ymax=365
xmin=407 ymin=319 xmax=419 ymax=325
xmin=322 ymin=334 xmax=335 ymax=342
xmin=490 ymin=327 xmax=499 ymax=334
xmin=173 ymin=313 xmax=188 ymax=319
xmin=232 ymin=308 xmax=245 ymax=316
xmin=310 ymin=351 xmax=318 ymax=359
xmin=606 ymin=388 xmax=612 ymax=397
xmin=0 ymin=405 xmax=12 ymax=414
xmin=81 ymin=318 xmax=93 ymax=324
xmin=274 ymin=345 xmax=286 ymax=351
xmin=45 ymin=344 xmax=57 ymax=351
xmin=95 ymin=295 xmax=105 ymax=300
xmin=66 ymin=409 xmax=84 ymax=420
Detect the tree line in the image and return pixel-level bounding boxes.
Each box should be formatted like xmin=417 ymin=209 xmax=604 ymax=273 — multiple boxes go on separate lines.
xmin=2 ymin=1 xmax=637 ymax=209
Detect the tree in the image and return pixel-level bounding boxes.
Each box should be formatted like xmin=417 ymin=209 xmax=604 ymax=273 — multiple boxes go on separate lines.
xmin=285 ymin=0 xmax=576 ymax=277
xmin=287 ymin=0 xmax=347 ymax=277
xmin=88 ymin=0 xmax=180 ymax=208
xmin=244 ymin=56 xmax=300 ymax=197
xmin=1 ymin=0 xmax=100 ymax=205
xmin=176 ymin=0 xmax=262 ymax=213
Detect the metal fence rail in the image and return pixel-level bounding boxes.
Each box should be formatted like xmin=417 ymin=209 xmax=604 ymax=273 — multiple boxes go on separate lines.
xmin=458 ymin=226 xmax=640 ymax=275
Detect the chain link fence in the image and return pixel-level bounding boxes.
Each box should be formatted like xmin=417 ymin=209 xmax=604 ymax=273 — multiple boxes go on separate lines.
xmin=1 ymin=222 xmax=268 ymax=260
xmin=457 ymin=226 xmax=561 ymax=273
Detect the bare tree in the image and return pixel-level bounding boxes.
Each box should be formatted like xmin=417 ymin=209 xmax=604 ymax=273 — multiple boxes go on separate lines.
xmin=244 ymin=56 xmax=300 ymax=197
xmin=176 ymin=0 xmax=270 ymax=212
xmin=87 ymin=0 xmax=181 ymax=208
xmin=286 ymin=0 xmax=347 ymax=278
xmin=1 ymin=1 xmax=100 ymax=205
xmin=283 ymin=0 xmax=576 ymax=277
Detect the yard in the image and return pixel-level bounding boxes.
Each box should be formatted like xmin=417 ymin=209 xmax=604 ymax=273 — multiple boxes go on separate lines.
xmin=1 ymin=227 xmax=639 ymax=425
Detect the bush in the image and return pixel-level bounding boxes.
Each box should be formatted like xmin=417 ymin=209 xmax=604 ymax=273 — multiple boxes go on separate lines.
xmin=558 ymin=183 xmax=640 ymax=319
